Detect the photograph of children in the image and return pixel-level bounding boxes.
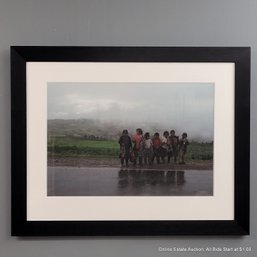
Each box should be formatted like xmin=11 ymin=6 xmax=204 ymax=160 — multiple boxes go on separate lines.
xmin=47 ymin=82 xmax=214 ymax=197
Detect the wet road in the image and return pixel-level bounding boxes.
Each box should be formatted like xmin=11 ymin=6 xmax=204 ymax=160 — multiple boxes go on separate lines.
xmin=48 ymin=167 xmax=213 ymax=196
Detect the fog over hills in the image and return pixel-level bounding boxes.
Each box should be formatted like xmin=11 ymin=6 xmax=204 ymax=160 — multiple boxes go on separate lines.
xmin=48 ymin=82 xmax=214 ymax=142
xmin=48 ymin=119 xmax=213 ymax=142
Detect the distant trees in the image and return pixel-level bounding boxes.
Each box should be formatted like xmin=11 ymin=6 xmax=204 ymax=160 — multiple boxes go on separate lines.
xmin=84 ymin=134 xmax=107 ymax=141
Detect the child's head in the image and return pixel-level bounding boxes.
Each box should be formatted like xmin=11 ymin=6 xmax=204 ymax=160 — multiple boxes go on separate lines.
xmin=170 ymin=130 xmax=175 ymax=136
xmin=154 ymin=132 xmax=159 ymax=138
xmin=182 ymin=132 xmax=187 ymax=139
xmin=163 ymin=131 xmax=169 ymax=138
xmin=136 ymin=128 xmax=143 ymax=135
xmin=122 ymin=129 xmax=128 ymax=135
xmin=144 ymin=132 xmax=150 ymax=139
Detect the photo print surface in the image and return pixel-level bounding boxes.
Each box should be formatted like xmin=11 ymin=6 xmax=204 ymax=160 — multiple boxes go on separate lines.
xmin=47 ymin=82 xmax=214 ymax=196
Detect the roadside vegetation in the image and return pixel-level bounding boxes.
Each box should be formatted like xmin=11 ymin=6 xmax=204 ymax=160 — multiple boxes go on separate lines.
xmin=48 ymin=136 xmax=213 ymax=161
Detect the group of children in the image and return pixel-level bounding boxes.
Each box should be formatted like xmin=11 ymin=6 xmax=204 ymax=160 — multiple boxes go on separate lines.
xmin=118 ymin=128 xmax=189 ymax=167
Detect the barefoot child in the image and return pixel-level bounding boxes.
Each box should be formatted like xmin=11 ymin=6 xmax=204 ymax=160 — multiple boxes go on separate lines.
xmin=152 ymin=132 xmax=161 ymax=164
xmin=179 ymin=132 xmax=189 ymax=164
xmin=118 ymin=129 xmax=132 ymax=167
xmin=160 ymin=131 xmax=169 ymax=163
xmin=132 ymin=128 xmax=143 ymax=166
xmin=143 ymin=132 xmax=153 ymax=165
xmin=168 ymin=130 xmax=179 ymax=164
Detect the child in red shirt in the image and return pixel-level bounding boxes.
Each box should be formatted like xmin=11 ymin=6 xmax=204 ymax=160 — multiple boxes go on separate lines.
xmin=152 ymin=132 xmax=161 ymax=164
xmin=132 ymin=128 xmax=143 ymax=166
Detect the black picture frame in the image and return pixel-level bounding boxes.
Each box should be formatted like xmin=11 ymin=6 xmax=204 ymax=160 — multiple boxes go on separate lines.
xmin=11 ymin=46 xmax=250 ymax=236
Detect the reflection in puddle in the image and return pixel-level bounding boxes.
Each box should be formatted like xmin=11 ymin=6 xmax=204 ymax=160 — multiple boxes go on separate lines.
xmin=118 ymin=169 xmax=186 ymax=188
xmin=48 ymin=166 xmax=212 ymax=196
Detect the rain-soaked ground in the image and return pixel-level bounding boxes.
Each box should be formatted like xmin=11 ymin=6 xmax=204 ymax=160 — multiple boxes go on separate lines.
xmin=47 ymin=167 xmax=213 ymax=196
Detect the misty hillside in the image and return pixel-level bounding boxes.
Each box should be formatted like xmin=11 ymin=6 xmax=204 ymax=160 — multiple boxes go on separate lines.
xmin=48 ymin=119 xmax=166 ymax=140
xmin=48 ymin=119 xmax=212 ymax=142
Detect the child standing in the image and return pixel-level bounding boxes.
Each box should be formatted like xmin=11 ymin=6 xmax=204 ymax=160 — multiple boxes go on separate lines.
xmin=160 ymin=131 xmax=169 ymax=163
xmin=168 ymin=130 xmax=179 ymax=164
xmin=152 ymin=132 xmax=161 ymax=164
xmin=143 ymin=132 xmax=153 ymax=165
xmin=132 ymin=128 xmax=143 ymax=166
xmin=118 ymin=129 xmax=132 ymax=167
xmin=179 ymin=132 xmax=189 ymax=164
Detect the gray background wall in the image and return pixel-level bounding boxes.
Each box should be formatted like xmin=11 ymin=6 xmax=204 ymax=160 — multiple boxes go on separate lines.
xmin=0 ymin=0 xmax=256 ymax=256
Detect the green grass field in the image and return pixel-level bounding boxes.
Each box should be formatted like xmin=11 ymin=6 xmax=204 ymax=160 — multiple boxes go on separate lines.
xmin=48 ymin=137 xmax=119 ymax=157
xmin=187 ymin=141 xmax=213 ymax=160
xmin=48 ymin=136 xmax=213 ymax=160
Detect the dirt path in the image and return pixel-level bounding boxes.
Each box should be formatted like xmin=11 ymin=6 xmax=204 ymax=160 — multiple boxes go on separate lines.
xmin=48 ymin=155 xmax=213 ymax=170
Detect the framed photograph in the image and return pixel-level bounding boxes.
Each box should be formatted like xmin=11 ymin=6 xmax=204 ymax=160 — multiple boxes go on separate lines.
xmin=11 ymin=46 xmax=250 ymax=236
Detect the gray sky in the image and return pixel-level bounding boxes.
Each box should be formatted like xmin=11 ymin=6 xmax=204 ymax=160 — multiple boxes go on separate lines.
xmin=48 ymin=82 xmax=214 ymax=141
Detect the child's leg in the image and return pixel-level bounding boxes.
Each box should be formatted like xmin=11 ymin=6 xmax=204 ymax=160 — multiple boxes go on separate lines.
xmin=168 ymin=149 xmax=173 ymax=163
xmin=147 ymin=151 xmax=151 ymax=165
xmin=148 ymin=150 xmax=151 ymax=164
xmin=182 ymin=152 xmax=186 ymax=164
xmin=133 ymin=150 xmax=137 ymax=166
xmin=148 ymin=156 xmax=152 ymax=165
xmin=125 ymin=158 xmax=129 ymax=166
xmin=156 ymin=149 xmax=160 ymax=164
xmin=162 ymin=148 xmax=167 ymax=163
xmin=138 ymin=150 xmax=143 ymax=166
xmin=162 ymin=153 xmax=166 ymax=163
xmin=178 ymin=149 xmax=182 ymax=163
xmin=144 ymin=149 xmax=149 ymax=165
xmin=161 ymin=149 xmax=165 ymax=163
xmin=179 ymin=150 xmax=186 ymax=164
xmin=152 ymin=150 xmax=156 ymax=164
xmin=174 ymin=153 xmax=177 ymax=164
xmin=167 ymin=152 xmax=171 ymax=163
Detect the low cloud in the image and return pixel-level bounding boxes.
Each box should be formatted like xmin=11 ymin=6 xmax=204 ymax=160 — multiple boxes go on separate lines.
xmin=48 ymin=82 xmax=214 ymax=141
